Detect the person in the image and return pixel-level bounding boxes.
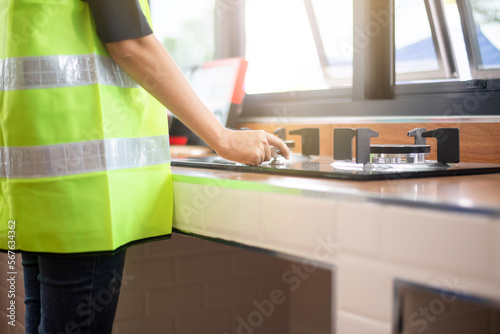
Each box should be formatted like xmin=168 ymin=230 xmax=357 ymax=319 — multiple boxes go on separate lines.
xmin=0 ymin=0 xmax=289 ymax=333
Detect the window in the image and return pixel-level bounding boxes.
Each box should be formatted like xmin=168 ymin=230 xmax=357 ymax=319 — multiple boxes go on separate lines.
xmin=310 ymin=0 xmax=354 ymax=87
xmin=457 ymin=0 xmax=500 ymax=78
xmin=395 ymin=0 xmax=448 ymax=81
xmin=150 ymin=0 xmax=500 ymax=117
xmin=243 ymin=0 xmax=500 ymax=94
xmin=443 ymin=0 xmax=473 ymax=79
xmin=395 ymin=0 xmax=500 ymax=82
xmin=244 ymin=0 xmax=331 ymax=94
xmin=472 ymin=1 xmax=500 ymax=70
xmin=150 ymin=0 xmax=215 ymax=69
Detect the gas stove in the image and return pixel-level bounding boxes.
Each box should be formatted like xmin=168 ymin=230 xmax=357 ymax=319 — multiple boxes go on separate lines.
xmin=171 ymin=127 xmax=500 ymax=181
xmin=329 ymin=127 xmax=459 ymax=175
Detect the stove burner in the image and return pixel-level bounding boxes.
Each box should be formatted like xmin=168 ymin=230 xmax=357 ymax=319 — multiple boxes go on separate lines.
xmin=333 ymin=127 xmax=460 ymax=164
xmin=370 ymin=145 xmax=431 ymax=154
xmin=370 ymin=144 xmax=430 ymax=164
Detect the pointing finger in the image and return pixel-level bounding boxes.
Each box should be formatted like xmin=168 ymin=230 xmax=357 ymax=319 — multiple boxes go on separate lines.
xmin=266 ymin=133 xmax=290 ymax=159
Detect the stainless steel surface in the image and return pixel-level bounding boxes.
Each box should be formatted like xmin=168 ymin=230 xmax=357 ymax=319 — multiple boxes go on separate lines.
xmin=370 ymin=152 xmax=428 ymax=164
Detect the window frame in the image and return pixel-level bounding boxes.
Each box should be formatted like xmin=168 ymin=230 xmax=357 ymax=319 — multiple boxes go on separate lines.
xmin=303 ymin=0 xmax=353 ymax=87
xmin=456 ymin=0 xmax=500 ymax=79
xmin=396 ymin=0 xmax=458 ymax=82
xmin=213 ymin=0 xmax=500 ymax=118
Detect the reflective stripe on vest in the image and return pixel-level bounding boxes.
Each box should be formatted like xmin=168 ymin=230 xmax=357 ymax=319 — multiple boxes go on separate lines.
xmin=0 ymin=54 xmax=139 ymax=91
xmin=0 ymin=135 xmax=170 ymax=179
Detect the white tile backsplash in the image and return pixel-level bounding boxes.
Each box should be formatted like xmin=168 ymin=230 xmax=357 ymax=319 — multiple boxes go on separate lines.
xmin=336 ymin=310 xmax=392 ymax=334
xmin=381 ymin=206 xmax=491 ymax=278
xmin=172 ymin=182 xmax=205 ymax=233
xmin=203 ymin=188 xmax=262 ymax=242
xmin=336 ymin=201 xmax=382 ymax=258
xmin=337 ymin=256 xmax=393 ymax=323
xmin=260 ymin=193 xmax=337 ymax=261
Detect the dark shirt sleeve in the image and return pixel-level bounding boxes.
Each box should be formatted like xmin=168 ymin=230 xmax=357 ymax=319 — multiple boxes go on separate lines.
xmin=83 ymin=0 xmax=153 ymax=43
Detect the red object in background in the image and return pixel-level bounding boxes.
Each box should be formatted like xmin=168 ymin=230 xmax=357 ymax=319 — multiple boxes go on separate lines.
xmin=201 ymin=57 xmax=248 ymax=105
xmin=169 ymin=136 xmax=188 ymax=145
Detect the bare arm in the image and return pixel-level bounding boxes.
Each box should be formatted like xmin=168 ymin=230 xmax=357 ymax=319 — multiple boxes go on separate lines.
xmin=105 ymin=34 xmax=289 ymax=165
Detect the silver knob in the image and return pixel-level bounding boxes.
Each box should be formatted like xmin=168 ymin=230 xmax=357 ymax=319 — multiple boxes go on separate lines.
xmin=268 ymin=146 xmax=285 ymax=166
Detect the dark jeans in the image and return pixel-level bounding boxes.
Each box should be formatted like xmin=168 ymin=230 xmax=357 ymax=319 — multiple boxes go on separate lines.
xmin=22 ymin=250 xmax=126 ymax=334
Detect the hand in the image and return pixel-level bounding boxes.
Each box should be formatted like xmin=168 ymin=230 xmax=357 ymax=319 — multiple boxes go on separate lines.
xmin=214 ymin=129 xmax=290 ymax=166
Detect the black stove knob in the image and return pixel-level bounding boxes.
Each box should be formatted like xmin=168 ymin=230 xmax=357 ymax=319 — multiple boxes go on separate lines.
xmin=408 ymin=128 xmax=427 ymax=145
xmin=333 ymin=128 xmax=356 ymax=161
xmin=273 ymin=127 xmax=287 ymax=141
xmin=356 ymin=128 xmax=379 ymax=164
xmin=422 ymin=128 xmax=460 ymax=163
xmin=289 ymin=128 xmax=320 ymax=156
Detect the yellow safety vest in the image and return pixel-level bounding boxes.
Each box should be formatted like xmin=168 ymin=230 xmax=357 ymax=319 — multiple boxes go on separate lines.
xmin=0 ymin=0 xmax=173 ymax=254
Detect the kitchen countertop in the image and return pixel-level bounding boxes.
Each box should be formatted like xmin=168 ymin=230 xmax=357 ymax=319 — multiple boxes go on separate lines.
xmin=171 ymin=165 xmax=500 ymax=217
xmin=170 ymin=164 xmax=500 ymax=334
